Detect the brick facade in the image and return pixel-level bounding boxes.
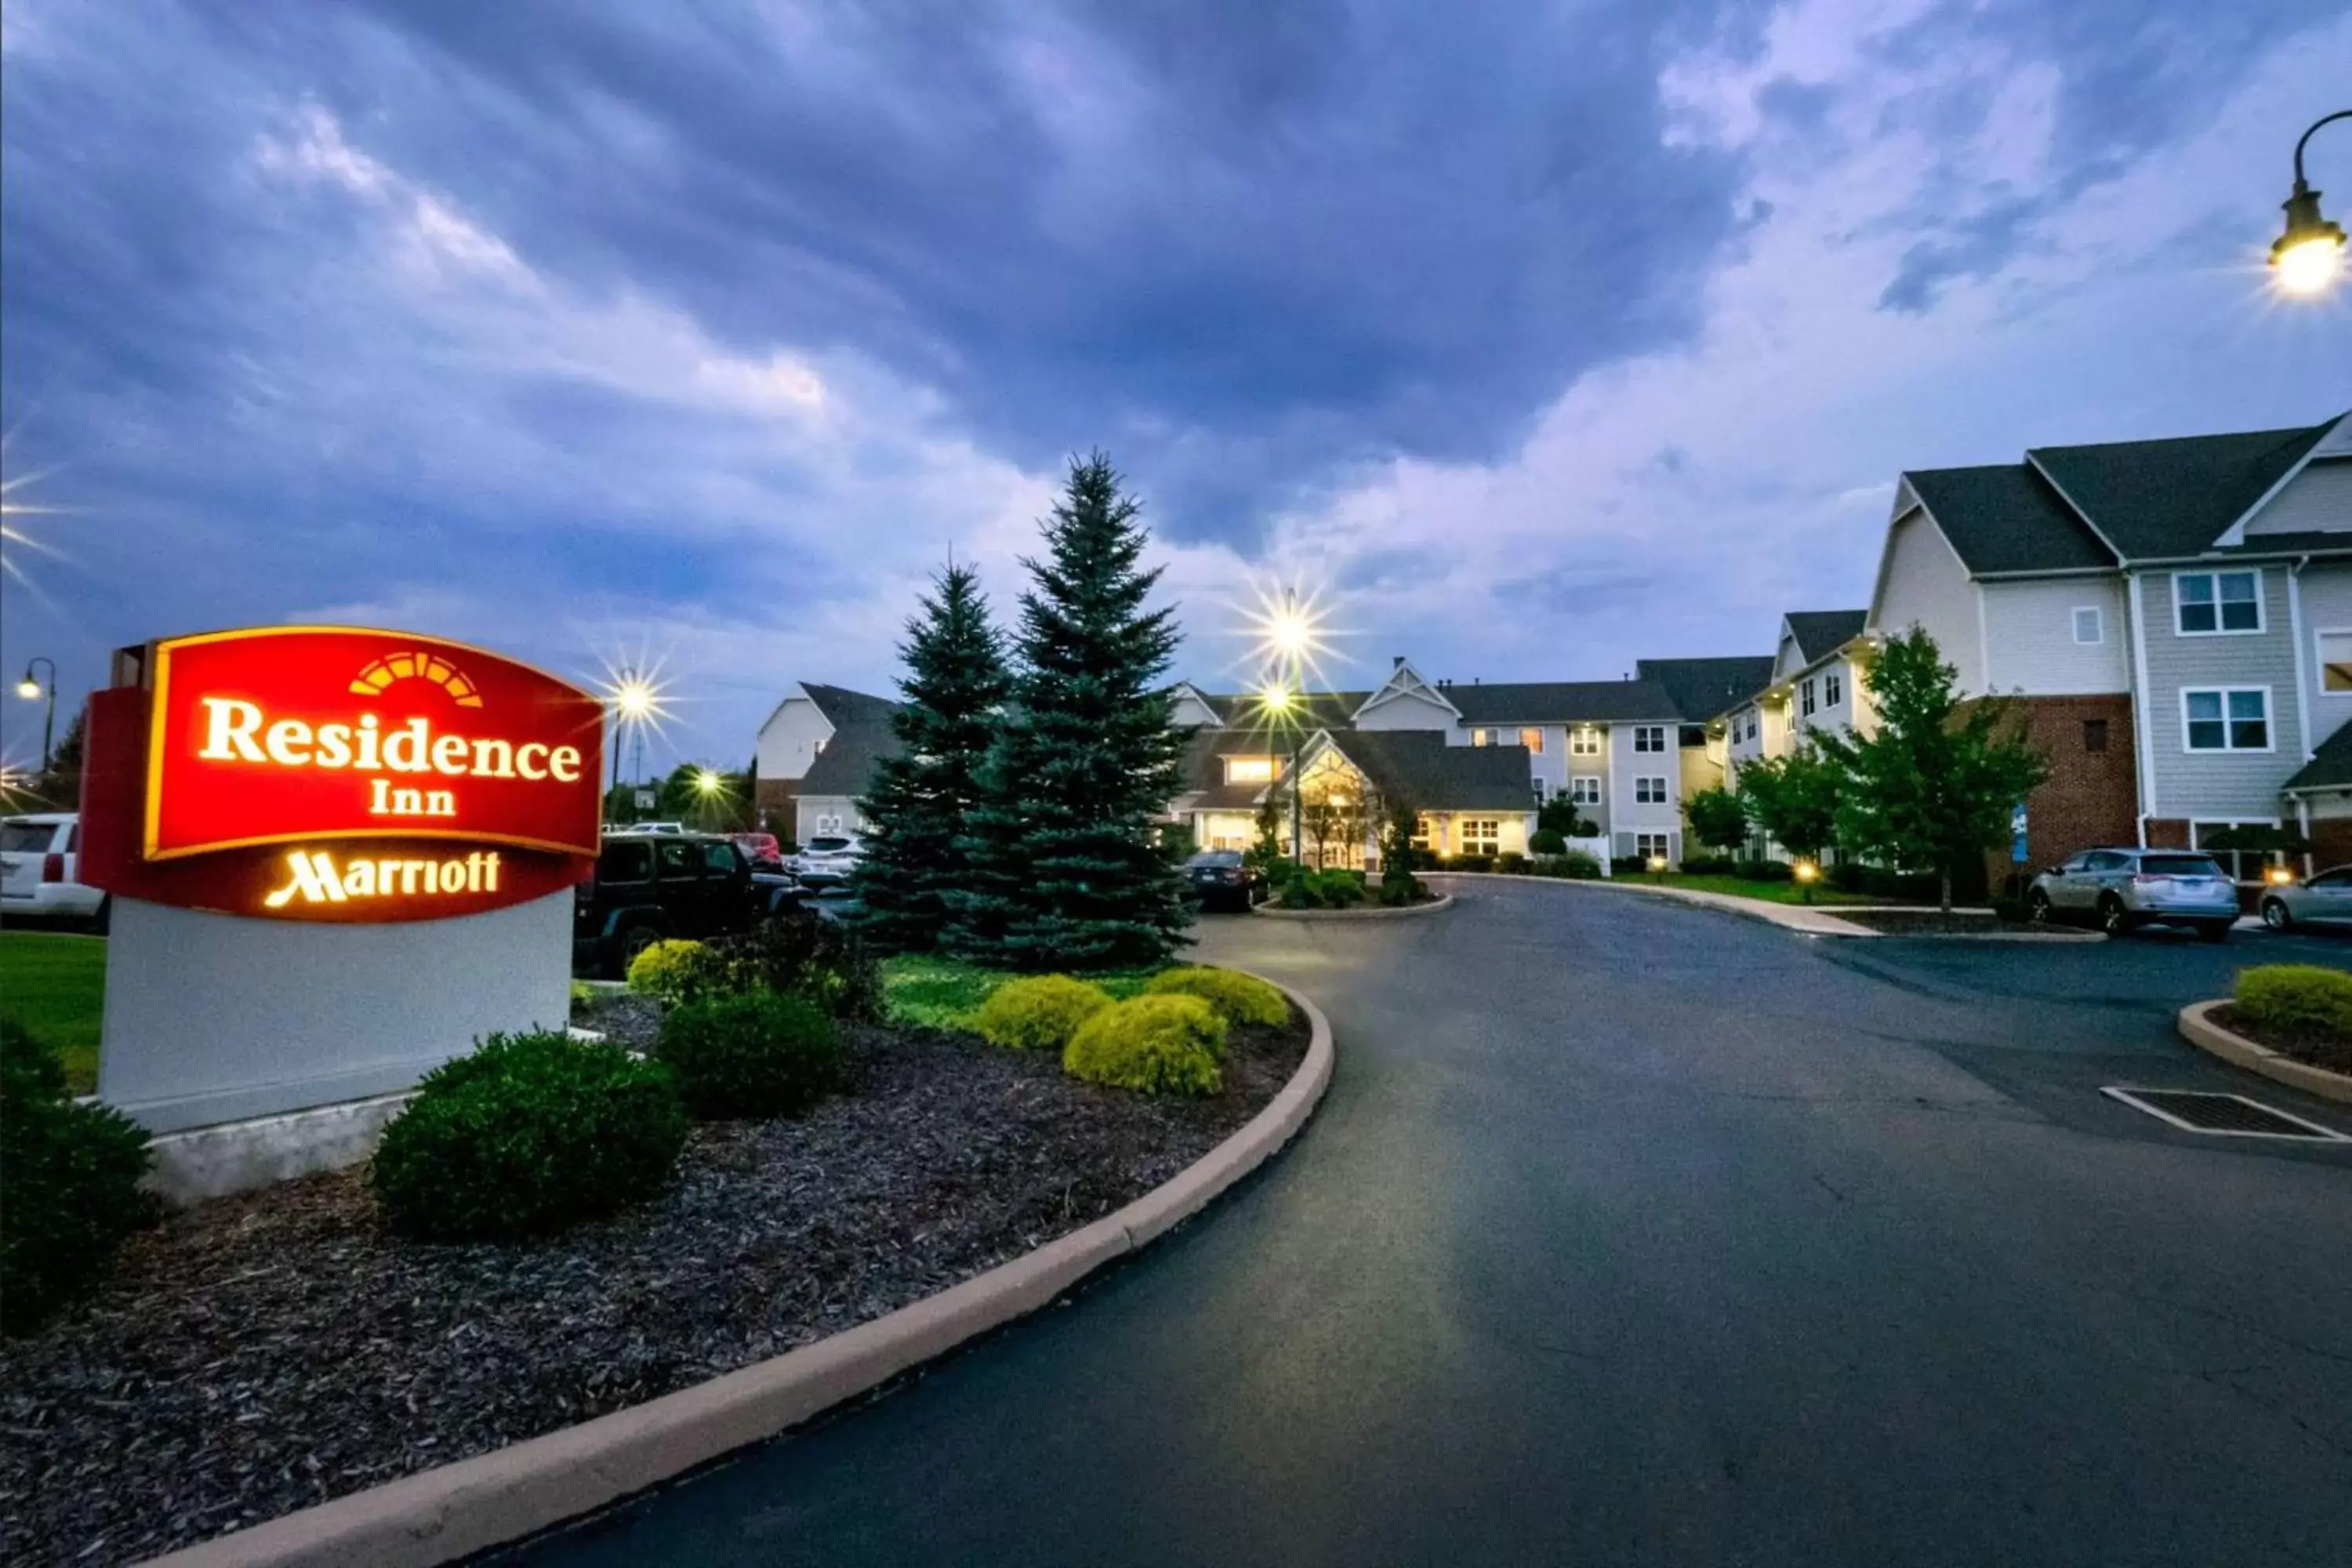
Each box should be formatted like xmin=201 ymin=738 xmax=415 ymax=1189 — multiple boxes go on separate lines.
xmin=1976 ymin=694 xmax=2141 ymax=887
xmin=754 ymin=779 xmax=799 ymax=835
xmin=2308 ymin=814 xmax=2352 ymax=868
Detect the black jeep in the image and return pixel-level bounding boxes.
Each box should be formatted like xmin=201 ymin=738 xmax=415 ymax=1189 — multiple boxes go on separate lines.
xmin=573 ymin=832 xmax=798 ymax=978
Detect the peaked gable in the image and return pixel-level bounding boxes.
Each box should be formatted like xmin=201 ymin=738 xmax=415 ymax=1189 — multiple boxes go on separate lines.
xmin=1352 ymin=659 xmax=1460 ymax=729
xmin=2027 ymin=420 xmax=2334 ymax=561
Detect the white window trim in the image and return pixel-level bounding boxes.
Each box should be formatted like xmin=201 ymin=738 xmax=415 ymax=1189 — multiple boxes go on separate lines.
xmin=1569 ymin=726 xmax=1602 ymax=757
xmin=2178 ymin=684 xmax=2274 ymax=754
xmin=1570 ymin=775 xmax=1602 ymax=804
xmin=2315 ymin=626 xmax=2352 ymax=697
xmin=2072 ymin=605 xmax=2103 ymax=645
xmin=1824 ymin=670 xmax=1843 ymax=706
xmin=1634 ymin=775 xmax=1670 ymax=804
xmin=2171 ymin=568 xmax=2265 ymax=637
xmin=1631 ymin=724 xmax=1666 ymax=753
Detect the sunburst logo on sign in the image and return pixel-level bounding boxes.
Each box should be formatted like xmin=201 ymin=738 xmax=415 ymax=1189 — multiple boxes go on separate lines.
xmin=348 ymin=652 xmax=485 ymax=708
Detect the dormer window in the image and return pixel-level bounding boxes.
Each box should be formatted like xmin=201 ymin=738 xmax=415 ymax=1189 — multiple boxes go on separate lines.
xmin=1223 ymin=757 xmax=1276 ymax=785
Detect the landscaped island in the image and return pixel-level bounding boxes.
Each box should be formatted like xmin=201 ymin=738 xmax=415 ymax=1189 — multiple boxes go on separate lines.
xmin=0 ymin=942 xmax=1308 ymax=1567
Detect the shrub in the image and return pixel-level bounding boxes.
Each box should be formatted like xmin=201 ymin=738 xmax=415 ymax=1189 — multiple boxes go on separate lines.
xmin=1528 ymin=828 xmax=1567 ymax=855
xmin=671 ymin=910 xmax=882 ymax=1020
xmin=626 ymin=938 xmax=705 ymax=1000
xmin=1445 ymin=854 xmax=1495 ymax=873
xmin=1311 ymin=869 xmax=1366 ymax=906
xmin=2235 ymin=966 xmax=2352 ymax=1042
xmin=1610 ymin=856 xmax=1648 ymax=876
xmin=1679 ymin=857 xmax=1737 ymax=876
xmin=659 ymin=990 xmax=844 ymax=1119
xmin=1377 ymin=868 xmax=1427 ymax=905
xmin=1277 ymin=869 xmax=1322 ymax=909
xmin=1733 ymin=858 xmax=1794 ymax=883
xmin=1145 ymin=967 xmax=1288 ymax=1028
xmin=1 ymin=1022 xmax=153 ymax=1335
xmin=1063 ymin=995 xmax=1227 ymax=1096
xmin=975 ymin=974 xmax=1114 ymax=1051
xmin=1530 ymin=851 xmax=1602 ymax=880
xmin=1495 ymin=851 xmax=1529 ymax=875
xmin=371 ymin=1031 xmax=687 ymax=1243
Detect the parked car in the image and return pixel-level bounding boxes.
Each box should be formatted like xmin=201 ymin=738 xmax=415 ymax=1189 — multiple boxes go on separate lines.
xmin=0 ymin=812 xmax=107 ymax=930
xmin=1184 ymin=849 xmax=1266 ymax=913
xmin=573 ymin=831 xmax=768 ymax=977
xmin=2027 ymin=848 xmax=2237 ymax=941
xmin=733 ymin=831 xmax=786 ymax=871
xmin=609 ymin=820 xmax=687 ymax=836
xmin=791 ymin=833 xmax=866 ymax=888
xmin=2259 ymin=865 xmax=2352 ymax=932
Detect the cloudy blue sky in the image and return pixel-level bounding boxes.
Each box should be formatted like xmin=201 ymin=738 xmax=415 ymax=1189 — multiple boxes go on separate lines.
xmin=3 ymin=0 xmax=2347 ymax=776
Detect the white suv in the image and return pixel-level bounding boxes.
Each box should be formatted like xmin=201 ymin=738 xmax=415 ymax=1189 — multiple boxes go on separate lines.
xmin=791 ymin=833 xmax=866 ymax=888
xmin=1 ymin=812 xmax=108 ymax=929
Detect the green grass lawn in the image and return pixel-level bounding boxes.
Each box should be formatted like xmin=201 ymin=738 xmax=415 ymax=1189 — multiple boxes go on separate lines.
xmin=880 ymin=953 xmax=1159 ymax=1033
xmin=0 ymin=930 xmax=107 ymax=1093
xmin=1626 ymin=873 xmax=1887 ymax=907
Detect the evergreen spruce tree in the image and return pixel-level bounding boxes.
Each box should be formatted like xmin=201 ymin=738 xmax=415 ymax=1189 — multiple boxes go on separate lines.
xmin=947 ymin=453 xmax=1191 ymax=970
xmin=851 ymin=564 xmax=1010 ymax=953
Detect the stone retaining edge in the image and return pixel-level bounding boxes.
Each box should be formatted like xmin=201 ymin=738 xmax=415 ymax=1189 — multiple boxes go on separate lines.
xmin=140 ymin=974 xmax=1337 ymax=1568
xmin=2177 ymin=1000 xmax=2352 ymax=1106
xmin=1250 ymin=892 xmax=1454 ymax=920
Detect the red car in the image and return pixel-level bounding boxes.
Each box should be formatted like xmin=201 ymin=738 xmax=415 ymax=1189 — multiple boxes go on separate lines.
xmin=733 ymin=832 xmax=786 ymax=871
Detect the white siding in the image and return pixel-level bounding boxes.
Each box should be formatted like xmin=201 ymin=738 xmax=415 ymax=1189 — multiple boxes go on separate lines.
xmin=1872 ymin=510 xmax=1985 ymax=691
xmin=794 ymin=794 xmax=866 ymax=843
xmin=1771 ymin=631 xmax=1807 ymax=684
xmin=2243 ymin=458 xmax=2352 ymax=536
xmin=754 ymin=692 xmax=835 ymax=784
xmin=1607 ymin=723 xmax=1681 ymax=854
xmin=1982 ymin=577 xmax=2130 ymax=695
xmin=1786 ymin=658 xmax=1859 ymax=745
xmin=1353 ymin=688 xmax=1457 ymax=731
xmin=1170 ymin=688 xmax=1225 ymax=728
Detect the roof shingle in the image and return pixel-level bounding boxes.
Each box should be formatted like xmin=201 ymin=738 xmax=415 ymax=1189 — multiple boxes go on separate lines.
xmin=1635 ymin=655 xmax=1779 ymax=720
xmin=2027 ymin=423 xmax=2334 ymax=562
xmin=1903 ymin=464 xmax=2114 ymax=575
xmin=1784 ymin=611 xmax=1867 ymax=666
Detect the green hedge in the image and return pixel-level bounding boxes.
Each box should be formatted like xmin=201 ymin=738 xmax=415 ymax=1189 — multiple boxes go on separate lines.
xmin=1529 ymin=828 xmax=1567 ymax=855
xmin=658 ymin=990 xmax=844 ymax=1119
xmin=1528 ymin=852 xmax=1602 ymax=880
xmin=626 ymin=938 xmax=705 ymax=1001
xmin=1 ymin=1021 xmax=153 ymax=1335
xmin=975 ymin=974 xmax=1114 ymax=1051
xmin=670 ymin=911 xmax=882 ymax=1020
xmin=372 ymin=1031 xmax=687 ymax=1243
xmin=1144 ymin=967 xmax=1288 ymax=1027
xmin=1063 ymin=994 xmax=1228 ymax=1096
xmin=2236 ymin=966 xmax=2352 ymax=1042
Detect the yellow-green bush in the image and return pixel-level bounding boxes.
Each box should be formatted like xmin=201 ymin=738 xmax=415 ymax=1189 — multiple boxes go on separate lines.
xmin=2235 ymin=965 xmax=2352 ymax=1040
xmin=626 ymin=938 xmax=704 ymax=1001
xmin=1062 ymin=994 xmax=1227 ymax=1097
xmin=1143 ymin=967 xmax=1288 ymax=1029
xmin=975 ymin=974 xmax=1113 ymax=1052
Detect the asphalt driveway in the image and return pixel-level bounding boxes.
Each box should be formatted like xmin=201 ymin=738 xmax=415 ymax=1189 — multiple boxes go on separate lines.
xmin=506 ymin=878 xmax=2352 ymax=1568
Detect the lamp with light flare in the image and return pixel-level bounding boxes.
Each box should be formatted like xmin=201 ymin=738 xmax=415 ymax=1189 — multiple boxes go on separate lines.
xmin=2270 ymin=111 xmax=2350 ymax=299
xmin=2264 ymin=864 xmax=2297 ymax=887
xmin=1793 ymin=860 xmax=1820 ymax=882
xmin=693 ymin=768 xmax=724 ymax=797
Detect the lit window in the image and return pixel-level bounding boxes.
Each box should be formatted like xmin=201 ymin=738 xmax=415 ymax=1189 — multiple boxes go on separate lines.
xmin=1519 ymin=728 xmax=1544 ymax=753
xmin=2176 ymin=571 xmax=2261 ymax=635
xmin=1632 ymin=725 xmax=1666 ymax=753
xmin=1223 ymin=757 xmax=1276 ymax=784
xmin=1461 ymin=818 xmax=1501 ymax=851
xmin=1570 ymin=728 xmax=1602 ymax=756
xmin=2183 ymin=688 xmax=2269 ymax=752
xmin=2320 ymin=630 xmax=2352 ymax=691
xmin=1471 ymin=728 xmax=1493 ymax=746
xmin=1635 ymin=833 xmax=1671 ymax=859
xmin=2073 ymin=607 xmax=2103 ymax=645
xmin=1570 ymin=776 xmax=1602 ymax=805
xmin=1635 ymin=776 xmax=1668 ymax=804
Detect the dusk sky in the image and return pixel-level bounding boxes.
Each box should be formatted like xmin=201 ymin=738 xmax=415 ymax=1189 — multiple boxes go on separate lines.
xmin=3 ymin=0 xmax=2347 ymax=776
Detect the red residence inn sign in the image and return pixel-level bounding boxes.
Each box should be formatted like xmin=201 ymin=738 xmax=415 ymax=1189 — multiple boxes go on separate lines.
xmin=80 ymin=627 xmax=604 ymax=923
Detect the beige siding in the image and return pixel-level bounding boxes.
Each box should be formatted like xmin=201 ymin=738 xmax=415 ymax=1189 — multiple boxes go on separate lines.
xmin=1608 ymin=721 xmax=1680 ymax=842
xmin=1983 ymin=577 xmax=2130 ymax=695
xmin=1353 ymin=689 xmax=1456 ymax=731
xmin=1874 ymin=510 xmax=1985 ymax=690
xmin=2243 ymin=458 xmax=2352 ymax=537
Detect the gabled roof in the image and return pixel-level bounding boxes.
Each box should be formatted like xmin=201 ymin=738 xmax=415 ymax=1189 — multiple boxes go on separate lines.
xmin=1204 ymin=691 xmax=1371 ymax=731
xmin=2027 ymin=421 xmax=2336 ymax=562
xmin=1443 ymin=679 xmax=1681 ymax=724
xmin=1901 ymin=465 xmax=2115 ymax=575
xmin=797 ymin=699 xmax=905 ymax=799
xmin=1352 ymin=660 xmax=1460 ymax=724
xmin=1783 ymin=611 xmax=1868 ymax=666
xmin=1319 ymin=730 xmax=1534 ymax=812
xmin=1635 ymin=656 xmax=1779 ymax=721
xmin=1174 ymin=725 xmax=1290 ymax=811
xmin=2284 ymin=717 xmax=2352 ymax=797
xmin=799 ymin=682 xmax=902 ymax=731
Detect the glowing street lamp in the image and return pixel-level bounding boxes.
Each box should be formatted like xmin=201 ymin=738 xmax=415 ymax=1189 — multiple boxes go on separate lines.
xmin=692 ymin=767 xmax=723 ymax=797
xmin=599 ymin=669 xmax=667 ymax=823
xmin=16 ymin=656 xmax=56 ymax=775
xmin=2270 ymin=111 xmax=2350 ymax=299
xmin=1793 ymin=858 xmax=1820 ymax=904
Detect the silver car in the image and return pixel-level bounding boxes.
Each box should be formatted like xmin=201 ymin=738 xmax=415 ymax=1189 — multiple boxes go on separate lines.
xmin=2027 ymin=847 xmax=2238 ymax=942
xmin=790 ymin=833 xmax=866 ymax=888
xmin=2259 ymin=864 xmax=2352 ymax=932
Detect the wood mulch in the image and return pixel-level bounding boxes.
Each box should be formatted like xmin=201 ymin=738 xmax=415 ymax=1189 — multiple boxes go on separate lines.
xmin=2209 ymin=1003 xmax=2352 ymax=1075
xmin=0 ymin=1006 xmax=1308 ymax=1566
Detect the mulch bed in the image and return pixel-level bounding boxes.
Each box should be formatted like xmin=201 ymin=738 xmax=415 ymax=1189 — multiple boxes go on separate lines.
xmin=1835 ymin=909 xmax=2048 ymax=936
xmin=0 ymin=1006 xmax=1309 ymax=1567
xmin=2209 ymin=1003 xmax=2352 ymax=1075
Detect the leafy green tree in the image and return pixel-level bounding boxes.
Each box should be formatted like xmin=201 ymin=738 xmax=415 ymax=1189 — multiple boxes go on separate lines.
xmin=948 ymin=453 xmax=1192 ymax=970
xmin=1811 ymin=629 xmax=2049 ymax=913
xmin=852 ymin=564 xmax=1011 ymax=953
xmin=1684 ymin=786 xmax=1750 ymax=858
xmin=1378 ymin=797 xmax=1423 ymax=904
xmin=1735 ymin=751 xmax=1842 ymax=867
xmin=1245 ymin=795 xmax=1287 ymax=877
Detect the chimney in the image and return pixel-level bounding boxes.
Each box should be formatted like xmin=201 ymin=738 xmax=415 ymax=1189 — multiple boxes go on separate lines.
xmin=1392 ymin=655 xmax=1405 ymax=668
xmin=1472 ymin=677 xmax=1480 ymax=684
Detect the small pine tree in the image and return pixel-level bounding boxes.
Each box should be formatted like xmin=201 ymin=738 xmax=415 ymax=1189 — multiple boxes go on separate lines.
xmin=1813 ymin=627 xmax=2049 ymax=912
xmin=854 ymin=564 xmax=1011 ymax=953
xmin=948 ymin=454 xmax=1192 ymax=970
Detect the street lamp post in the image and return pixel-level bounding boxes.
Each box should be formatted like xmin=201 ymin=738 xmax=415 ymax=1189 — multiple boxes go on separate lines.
xmin=2270 ymin=110 xmax=2350 ymax=299
xmin=604 ymin=672 xmax=659 ymax=826
xmin=16 ymin=657 xmax=56 ymax=776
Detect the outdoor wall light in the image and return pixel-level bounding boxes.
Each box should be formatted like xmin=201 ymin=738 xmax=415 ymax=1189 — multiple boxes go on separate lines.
xmin=2264 ymin=864 xmax=2297 ymax=887
xmin=2270 ymin=111 xmax=2350 ymax=299
xmin=1646 ymin=855 xmax=1668 ymax=874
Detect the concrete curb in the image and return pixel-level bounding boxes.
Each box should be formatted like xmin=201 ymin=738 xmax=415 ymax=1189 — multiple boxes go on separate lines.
xmin=1428 ymin=872 xmax=1881 ymax=938
xmin=2177 ymin=1000 xmax=2352 ymax=1105
xmin=1251 ymin=892 xmax=1454 ymax=920
xmin=139 ymin=974 xmax=1335 ymax=1568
